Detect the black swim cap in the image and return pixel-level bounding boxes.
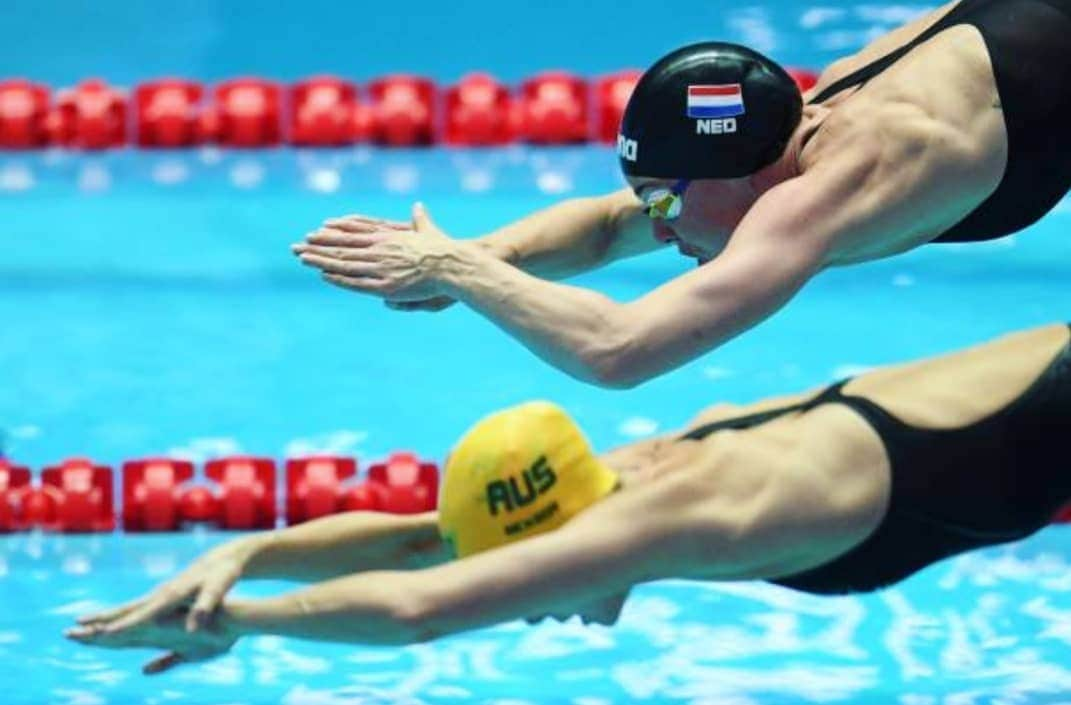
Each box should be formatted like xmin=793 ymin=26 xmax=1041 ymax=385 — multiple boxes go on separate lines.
xmin=618 ymin=42 xmax=802 ymax=179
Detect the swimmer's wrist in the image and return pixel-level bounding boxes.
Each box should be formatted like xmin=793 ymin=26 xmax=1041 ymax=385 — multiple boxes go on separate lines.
xmin=220 ymin=597 xmax=275 ymax=638
xmin=433 ymin=240 xmax=488 ymax=296
xmin=239 ymin=531 xmax=280 ymax=578
xmin=472 ymin=236 xmax=518 ymax=265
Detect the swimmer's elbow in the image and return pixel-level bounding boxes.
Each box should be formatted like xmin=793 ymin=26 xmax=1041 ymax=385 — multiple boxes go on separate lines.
xmin=588 ymin=362 xmax=646 ymax=389
xmin=582 ymin=324 xmax=650 ymax=389
xmin=391 ymin=590 xmax=452 ymax=643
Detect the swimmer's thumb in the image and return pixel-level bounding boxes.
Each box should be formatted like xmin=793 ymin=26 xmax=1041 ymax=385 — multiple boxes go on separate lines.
xmin=411 ymin=201 xmax=436 ymax=233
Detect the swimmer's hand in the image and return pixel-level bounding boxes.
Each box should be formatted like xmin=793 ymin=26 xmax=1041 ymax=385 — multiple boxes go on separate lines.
xmin=66 ymin=604 xmax=238 ymax=675
xmin=293 ymin=202 xmax=460 ymax=302
xmin=73 ymin=535 xmax=262 ymax=635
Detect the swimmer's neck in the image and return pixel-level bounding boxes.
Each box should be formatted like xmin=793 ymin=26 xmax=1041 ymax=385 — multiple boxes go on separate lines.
xmin=749 ymin=103 xmax=830 ymax=193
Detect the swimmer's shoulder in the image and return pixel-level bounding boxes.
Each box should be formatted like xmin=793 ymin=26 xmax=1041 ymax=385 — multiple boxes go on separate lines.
xmin=805 ymin=0 xmax=1002 ymax=172
xmin=672 ymin=393 xmax=890 ymax=580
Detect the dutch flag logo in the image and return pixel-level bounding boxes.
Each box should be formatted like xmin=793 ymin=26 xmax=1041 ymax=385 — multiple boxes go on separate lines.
xmin=686 ymin=85 xmax=746 ymax=119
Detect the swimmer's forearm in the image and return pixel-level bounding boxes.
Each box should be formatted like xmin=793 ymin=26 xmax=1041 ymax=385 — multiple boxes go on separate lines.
xmin=243 ymin=511 xmax=447 ymax=581
xmin=477 ymin=196 xmax=614 ymax=278
xmin=477 ymin=191 xmax=653 ymax=279
xmin=223 ymin=571 xmax=433 ymax=646
xmin=437 ymin=244 xmax=633 ymax=386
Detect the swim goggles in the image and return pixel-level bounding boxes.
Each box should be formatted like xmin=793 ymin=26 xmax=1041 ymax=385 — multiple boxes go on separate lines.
xmin=643 ymin=179 xmax=691 ymax=221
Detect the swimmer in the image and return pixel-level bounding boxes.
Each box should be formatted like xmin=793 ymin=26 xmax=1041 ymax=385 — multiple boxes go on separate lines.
xmin=294 ymin=0 xmax=1071 ymax=387
xmin=68 ymin=324 xmax=1071 ymax=673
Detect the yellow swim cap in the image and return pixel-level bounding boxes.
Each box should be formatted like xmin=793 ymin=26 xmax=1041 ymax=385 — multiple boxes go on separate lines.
xmin=438 ymin=401 xmax=619 ymax=558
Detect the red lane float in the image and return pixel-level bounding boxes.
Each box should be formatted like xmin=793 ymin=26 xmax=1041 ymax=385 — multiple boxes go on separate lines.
xmin=367 ymin=75 xmax=437 ymax=146
xmin=205 ymin=456 xmax=277 ymax=529
xmin=0 ymin=460 xmax=32 ymax=531
xmin=196 ymin=105 xmax=221 ymax=143
xmin=787 ymin=67 xmax=819 ymax=93
xmin=444 ymin=73 xmax=515 ymax=146
xmin=289 ymin=76 xmax=359 ymax=146
xmin=125 ymin=458 xmax=275 ymax=532
xmin=519 ymin=72 xmax=589 ymax=144
xmin=213 ymin=79 xmax=282 ymax=147
xmin=285 ymin=455 xmax=358 ymax=524
xmin=3 ymin=452 xmax=440 ymax=533
xmin=38 ymin=458 xmax=116 ymax=533
xmin=180 ymin=486 xmax=220 ymax=523
xmin=1056 ymin=505 xmax=1071 ymax=524
xmin=594 ymin=70 xmax=641 ymax=144
xmin=341 ymin=480 xmax=389 ymax=512
xmin=122 ymin=458 xmax=195 ymax=531
xmin=368 ymin=452 xmax=439 ymax=514
xmin=0 ymin=80 xmax=51 ymax=148
xmin=288 ymin=453 xmax=440 ymax=521
xmin=135 ymin=79 xmax=204 ymax=147
xmin=50 ymin=80 xmax=127 ymax=150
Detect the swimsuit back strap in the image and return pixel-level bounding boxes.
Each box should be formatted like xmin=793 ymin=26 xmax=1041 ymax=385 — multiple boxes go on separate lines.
xmin=808 ymin=1 xmax=981 ymax=104
xmin=678 ymin=380 xmax=850 ymax=441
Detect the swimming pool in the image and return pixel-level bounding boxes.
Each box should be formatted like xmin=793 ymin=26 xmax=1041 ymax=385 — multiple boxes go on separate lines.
xmin=4 ymin=0 xmax=1071 ymax=700
xmin=3 ymin=145 xmax=1070 ymax=705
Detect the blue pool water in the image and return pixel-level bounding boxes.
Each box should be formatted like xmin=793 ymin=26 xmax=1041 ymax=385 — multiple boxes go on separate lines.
xmin=3 ymin=0 xmax=1071 ymax=701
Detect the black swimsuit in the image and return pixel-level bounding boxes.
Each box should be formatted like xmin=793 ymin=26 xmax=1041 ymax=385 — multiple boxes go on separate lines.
xmin=808 ymin=0 xmax=1071 ymax=242
xmin=680 ymin=325 xmax=1071 ymax=594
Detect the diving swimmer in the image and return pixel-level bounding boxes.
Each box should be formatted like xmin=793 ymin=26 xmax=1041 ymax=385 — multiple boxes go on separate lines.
xmin=294 ymin=0 xmax=1071 ymax=387
xmin=68 ymin=323 xmax=1071 ymax=673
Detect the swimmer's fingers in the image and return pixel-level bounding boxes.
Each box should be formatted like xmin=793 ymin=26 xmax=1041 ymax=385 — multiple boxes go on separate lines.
xmin=186 ymin=573 xmax=238 ymax=632
xmin=77 ymin=599 xmax=146 ymax=626
xmin=299 ymin=254 xmax=381 ymax=278
xmin=303 ymin=229 xmax=394 ymax=248
xmin=294 ymin=245 xmax=378 ymax=260
xmin=143 ymin=651 xmax=183 ymax=675
xmin=323 ymin=273 xmax=387 ymax=294
xmin=323 ymin=216 xmax=410 ymax=232
xmin=100 ymin=584 xmax=196 ymax=635
xmin=65 ymin=623 xmax=147 ymax=648
xmin=76 ymin=579 xmax=190 ymax=627
xmin=65 ymin=625 xmax=114 ymax=644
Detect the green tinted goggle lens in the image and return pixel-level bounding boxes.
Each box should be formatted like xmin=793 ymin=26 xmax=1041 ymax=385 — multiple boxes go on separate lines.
xmin=643 ymin=179 xmax=690 ymax=220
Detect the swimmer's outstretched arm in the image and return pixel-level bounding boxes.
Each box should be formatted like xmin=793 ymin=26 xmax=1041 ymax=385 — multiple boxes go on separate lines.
xmin=71 ymin=466 xmax=717 ymax=666
xmin=323 ymin=189 xmax=659 ymax=282
xmin=69 ymin=431 xmax=867 ymax=671
xmin=306 ymin=190 xmax=662 ymax=313
xmin=211 ymin=460 xmax=795 ymax=645
xmin=299 ymin=192 xmax=826 ymax=386
xmin=425 ymin=176 xmax=836 ymax=387
xmin=75 ymin=511 xmax=448 ymax=634
xmin=472 ymin=188 xmax=664 ymax=279
xmin=305 ymin=155 xmax=888 ymax=387
xmin=245 ymin=510 xmax=449 ymax=578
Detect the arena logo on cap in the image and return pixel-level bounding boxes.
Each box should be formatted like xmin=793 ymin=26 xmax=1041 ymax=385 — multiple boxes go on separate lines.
xmin=687 ymin=84 xmax=742 ymax=135
xmin=617 ymin=134 xmax=638 ymax=162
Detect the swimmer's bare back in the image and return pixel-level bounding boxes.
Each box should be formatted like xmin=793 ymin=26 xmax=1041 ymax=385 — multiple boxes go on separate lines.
xmin=606 ymin=324 xmax=1071 ymax=590
xmin=794 ymin=1 xmax=1009 ymax=262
